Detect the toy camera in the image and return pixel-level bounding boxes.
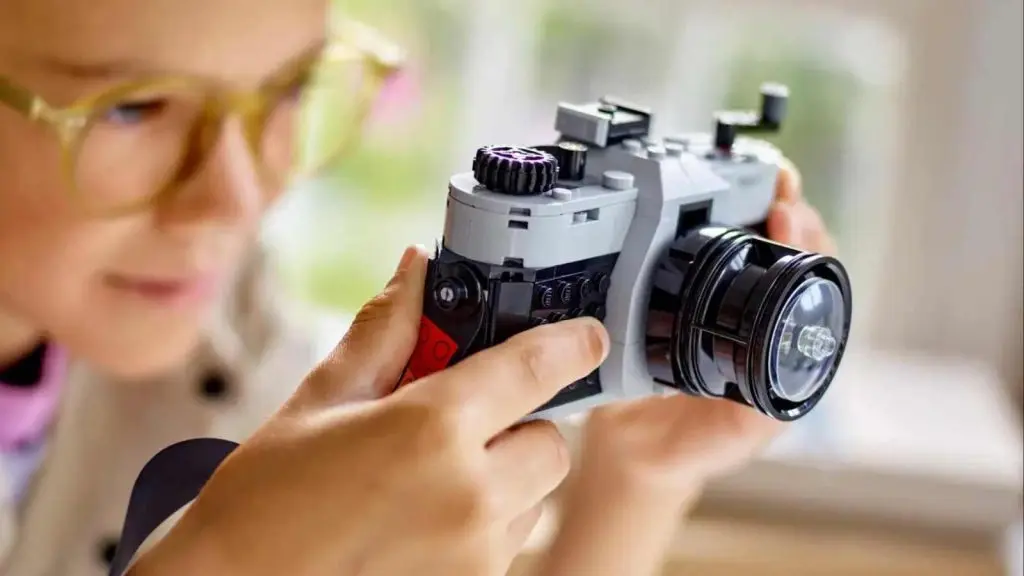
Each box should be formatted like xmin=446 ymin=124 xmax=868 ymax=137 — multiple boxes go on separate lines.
xmin=400 ymin=84 xmax=852 ymax=422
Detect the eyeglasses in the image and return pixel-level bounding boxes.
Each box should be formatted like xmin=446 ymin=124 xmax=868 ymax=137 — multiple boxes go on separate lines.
xmin=0 ymin=20 xmax=405 ymax=217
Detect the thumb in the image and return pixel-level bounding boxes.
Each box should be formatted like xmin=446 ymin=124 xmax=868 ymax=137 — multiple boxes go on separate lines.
xmin=765 ymin=201 xmax=803 ymax=247
xmin=296 ymin=245 xmax=429 ymax=408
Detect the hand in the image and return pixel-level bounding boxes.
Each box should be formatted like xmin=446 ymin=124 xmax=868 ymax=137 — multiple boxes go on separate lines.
xmin=580 ymin=159 xmax=837 ymax=493
xmin=131 ymin=246 xmax=610 ymax=576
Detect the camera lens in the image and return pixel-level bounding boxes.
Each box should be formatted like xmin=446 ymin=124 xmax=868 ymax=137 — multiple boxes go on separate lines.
xmin=645 ymin=226 xmax=852 ymax=421
xmin=768 ymin=277 xmax=844 ymax=402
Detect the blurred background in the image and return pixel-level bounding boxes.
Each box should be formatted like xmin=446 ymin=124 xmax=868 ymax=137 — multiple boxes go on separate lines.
xmin=263 ymin=0 xmax=1023 ymax=574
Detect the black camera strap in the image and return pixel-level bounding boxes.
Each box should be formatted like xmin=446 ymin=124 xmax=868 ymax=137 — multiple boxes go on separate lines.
xmin=107 ymin=438 xmax=238 ymax=576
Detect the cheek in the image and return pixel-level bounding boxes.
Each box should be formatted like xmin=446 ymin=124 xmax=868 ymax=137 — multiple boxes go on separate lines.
xmin=0 ymin=124 xmax=95 ymax=311
xmin=0 ymin=206 xmax=127 ymax=324
xmin=0 ymin=219 xmax=207 ymax=377
xmin=0 ymin=179 xmax=204 ymax=378
xmin=0 ymin=120 xmax=106 ymax=302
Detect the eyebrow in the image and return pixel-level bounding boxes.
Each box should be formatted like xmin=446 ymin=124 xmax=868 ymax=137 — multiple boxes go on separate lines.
xmin=26 ymin=36 xmax=329 ymax=82
xmin=32 ymin=57 xmax=151 ymax=81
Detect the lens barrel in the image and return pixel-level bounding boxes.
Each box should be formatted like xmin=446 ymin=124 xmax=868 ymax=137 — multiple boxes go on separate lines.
xmin=645 ymin=225 xmax=852 ymax=421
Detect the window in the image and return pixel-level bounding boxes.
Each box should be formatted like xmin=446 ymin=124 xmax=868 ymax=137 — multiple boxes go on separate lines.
xmin=263 ymin=0 xmax=1022 ymax=558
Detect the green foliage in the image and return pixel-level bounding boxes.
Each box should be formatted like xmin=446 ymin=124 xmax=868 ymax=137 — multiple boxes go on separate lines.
xmin=285 ymin=0 xmax=865 ymax=314
xmin=531 ymin=5 xmax=669 ymax=100
xmin=721 ymin=47 xmax=861 ymax=233
xmin=287 ymin=251 xmax=386 ymax=310
xmin=302 ymin=0 xmax=467 ymax=210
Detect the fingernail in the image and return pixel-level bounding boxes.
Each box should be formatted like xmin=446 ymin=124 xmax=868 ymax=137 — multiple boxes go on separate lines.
xmin=579 ymin=317 xmax=611 ymax=361
xmin=395 ymin=246 xmax=416 ymax=273
xmin=776 ymin=158 xmax=802 ymax=204
xmin=782 ymin=205 xmax=804 ymax=245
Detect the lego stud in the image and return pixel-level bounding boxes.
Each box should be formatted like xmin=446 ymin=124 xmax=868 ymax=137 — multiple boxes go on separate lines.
xmin=554 ymin=141 xmax=588 ymax=180
xmin=601 ymin=171 xmax=634 ymax=191
xmin=759 ymin=82 xmax=789 ymax=130
xmin=550 ymin=187 xmax=573 ymax=202
xmin=711 ymin=82 xmax=789 ymax=153
xmin=647 ymin=145 xmax=667 ymax=160
xmin=622 ymin=139 xmax=644 ymax=154
xmin=767 ymin=277 xmax=845 ymax=402
xmin=664 ymin=135 xmax=690 ymax=147
xmin=578 ymin=278 xmax=593 ymax=299
xmin=536 ymin=286 xmax=554 ymax=308
xmin=713 ymin=113 xmax=741 ymax=153
xmin=557 ymin=281 xmax=574 ymax=305
xmin=665 ymin=143 xmax=685 ymax=157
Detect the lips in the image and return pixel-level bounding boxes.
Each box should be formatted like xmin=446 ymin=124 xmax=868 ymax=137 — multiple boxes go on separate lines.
xmin=104 ymin=272 xmax=223 ymax=307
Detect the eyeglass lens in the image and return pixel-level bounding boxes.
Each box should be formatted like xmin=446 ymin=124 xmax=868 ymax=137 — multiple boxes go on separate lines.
xmin=72 ymin=55 xmax=376 ymax=211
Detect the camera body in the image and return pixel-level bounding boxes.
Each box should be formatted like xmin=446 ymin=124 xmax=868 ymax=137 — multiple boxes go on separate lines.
xmin=400 ymin=85 xmax=853 ymax=422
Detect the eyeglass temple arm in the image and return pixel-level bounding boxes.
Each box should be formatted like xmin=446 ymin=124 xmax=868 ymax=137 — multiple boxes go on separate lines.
xmin=0 ymin=76 xmax=43 ymax=120
xmin=333 ymin=19 xmax=407 ymax=74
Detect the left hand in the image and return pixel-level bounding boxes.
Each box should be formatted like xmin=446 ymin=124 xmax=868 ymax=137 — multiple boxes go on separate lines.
xmin=578 ymin=159 xmax=837 ymax=495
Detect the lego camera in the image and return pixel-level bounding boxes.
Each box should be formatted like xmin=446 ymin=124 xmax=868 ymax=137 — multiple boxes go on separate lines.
xmin=399 ymin=84 xmax=853 ymax=422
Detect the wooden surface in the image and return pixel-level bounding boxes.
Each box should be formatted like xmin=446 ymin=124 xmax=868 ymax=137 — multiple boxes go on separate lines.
xmin=509 ymin=508 xmax=1007 ymax=576
xmin=506 ymin=352 xmax=1022 ymax=575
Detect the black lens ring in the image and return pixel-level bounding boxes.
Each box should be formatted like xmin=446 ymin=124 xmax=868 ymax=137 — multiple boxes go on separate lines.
xmin=670 ymin=228 xmax=752 ymax=397
xmin=746 ymin=254 xmax=853 ymax=420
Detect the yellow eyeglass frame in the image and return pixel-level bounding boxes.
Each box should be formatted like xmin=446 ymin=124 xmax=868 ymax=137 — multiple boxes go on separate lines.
xmin=0 ymin=20 xmax=406 ymax=217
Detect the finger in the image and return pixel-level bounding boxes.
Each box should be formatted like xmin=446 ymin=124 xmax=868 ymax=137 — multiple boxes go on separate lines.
xmin=505 ymin=503 xmax=545 ymax=558
xmin=775 ymin=157 xmax=803 ymax=204
xmin=789 ymin=201 xmax=838 ymax=256
xmin=797 ymin=202 xmax=839 ymax=256
xmin=297 ymin=245 xmax=429 ymax=407
xmin=767 ymin=200 xmax=838 ymax=257
xmin=486 ymin=420 xmax=570 ymax=520
xmin=765 ymin=202 xmax=803 ymax=247
xmin=416 ymin=317 xmax=609 ymax=438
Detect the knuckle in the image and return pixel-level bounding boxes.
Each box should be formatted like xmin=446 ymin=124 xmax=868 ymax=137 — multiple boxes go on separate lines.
xmin=515 ymin=339 xmax=550 ymax=390
xmin=578 ymin=321 xmax=607 ymax=364
xmin=448 ymin=471 xmax=494 ymax=533
xmin=534 ymin=422 xmax=571 ymax=475
xmin=422 ymin=405 xmax=464 ymax=450
xmin=428 ymin=405 xmax=466 ymax=450
xmin=388 ymin=400 xmax=461 ymax=461
xmin=350 ymin=289 xmax=401 ymax=328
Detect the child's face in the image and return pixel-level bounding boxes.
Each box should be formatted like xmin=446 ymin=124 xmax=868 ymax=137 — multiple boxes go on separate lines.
xmin=0 ymin=0 xmax=328 ymax=377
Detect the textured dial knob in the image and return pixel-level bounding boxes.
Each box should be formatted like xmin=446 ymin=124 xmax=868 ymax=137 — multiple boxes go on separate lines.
xmin=472 ymin=145 xmax=558 ymax=196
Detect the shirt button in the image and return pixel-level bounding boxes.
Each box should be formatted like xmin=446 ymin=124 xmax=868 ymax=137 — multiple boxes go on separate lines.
xmin=198 ymin=371 xmax=231 ymax=401
xmin=97 ymin=535 xmax=119 ymax=567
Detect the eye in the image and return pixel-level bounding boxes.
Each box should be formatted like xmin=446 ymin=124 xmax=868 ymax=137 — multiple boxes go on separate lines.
xmin=100 ymin=99 xmax=169 ymax=125
xmin=281 ymin=70 xmax=317 ymax=103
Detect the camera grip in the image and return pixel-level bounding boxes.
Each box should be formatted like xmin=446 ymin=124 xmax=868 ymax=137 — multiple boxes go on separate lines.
xmin=397 ymin=315 xmax=459 ymax=387
xmin=397 ymin=255 xmax=486 ymax=388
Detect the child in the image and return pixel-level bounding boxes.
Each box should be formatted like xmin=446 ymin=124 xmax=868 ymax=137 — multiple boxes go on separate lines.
xmin=0 ymin=0 xmax=837 ymax=574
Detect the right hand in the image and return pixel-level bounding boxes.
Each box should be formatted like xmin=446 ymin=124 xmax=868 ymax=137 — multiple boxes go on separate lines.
xmin=131 ymin=245 xmax=610 ymax=576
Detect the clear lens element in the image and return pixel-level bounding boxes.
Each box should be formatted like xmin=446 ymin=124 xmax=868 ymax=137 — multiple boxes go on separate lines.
xmin=769 ymin=276 xmax=846 ymax=402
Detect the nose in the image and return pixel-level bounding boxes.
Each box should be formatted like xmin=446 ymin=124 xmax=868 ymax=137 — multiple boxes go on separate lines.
xmin=155 ymin=117 xmax=266 ymax=232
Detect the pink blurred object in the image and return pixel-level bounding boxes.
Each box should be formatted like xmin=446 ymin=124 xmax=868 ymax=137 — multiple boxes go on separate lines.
xmin=367 ymin=64 xmax=422 ymax=128
xmin=0 ymin=344 xmax=67 ymax=451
